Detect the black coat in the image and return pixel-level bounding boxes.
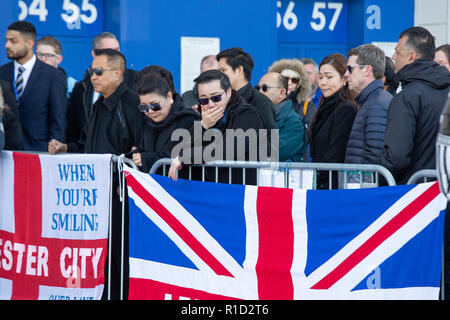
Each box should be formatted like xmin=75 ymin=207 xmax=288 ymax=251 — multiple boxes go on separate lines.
xmin=380 ymin=58 xmax=450 ymax=184
xmin=66 ymin=68 xmax=138 ymax=144
xmin=309 ymin=90 xmax=357 ymax=189
xmin=345 ymin=79 xmax=392 ymax=164
xmin=181 ymin=91 xmax=265 ymax=185
xmin=135 ymin=94 xmax=200 ymax=173
xmin=1 ymin=107 xmax=23 ymax=150
xmin=67 ymin=81 xmax=144 ymax=155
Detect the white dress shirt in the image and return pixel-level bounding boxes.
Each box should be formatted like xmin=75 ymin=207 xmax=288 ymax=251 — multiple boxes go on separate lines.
xmin=14 ymin=54 xmax=37 ymax=93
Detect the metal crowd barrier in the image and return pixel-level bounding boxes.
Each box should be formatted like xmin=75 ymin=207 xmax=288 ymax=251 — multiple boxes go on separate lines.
xmin=406 ymin=169 xmax=438 ymax=184
xmin=149 ymin=158 xmax=397 ymax=189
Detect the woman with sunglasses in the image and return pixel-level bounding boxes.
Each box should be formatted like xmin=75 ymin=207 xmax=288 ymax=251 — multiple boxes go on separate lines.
xmin=131 ymin=69 xmax=200 ymax=173
xmin=268 ymin=58 xmax=316 ymax=128
xmin=308 ymin=53 xmax=358 ymax=189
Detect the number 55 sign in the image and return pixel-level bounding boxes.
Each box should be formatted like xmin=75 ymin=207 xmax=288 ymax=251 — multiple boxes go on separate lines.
xmin=17 ymin=0 xmax=103 ymax=37
xmin=277 ymin=0 xmax=348 ymax=43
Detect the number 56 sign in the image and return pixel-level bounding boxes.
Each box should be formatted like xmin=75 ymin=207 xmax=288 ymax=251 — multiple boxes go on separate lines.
xmin=277 ymin=0 xmax=348 ymax=43
xmin=17 ymin=0 xmax=103 ymax=36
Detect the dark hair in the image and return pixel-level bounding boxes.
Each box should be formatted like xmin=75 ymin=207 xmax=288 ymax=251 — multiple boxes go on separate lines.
xmin=136 ymin=72 xmax=172 ymax=97
xmin=216 ymin=47 xmax=254 ymax=81
xmin=136 ymin=65 xmax=176 ymax=94
xmin=308 ymin=53 xmax=357 ymax=140
xmin=193 ymin=70 xmax=232 ymax=96
xmin=399 ymin=26 xmax=436 ymax=59
xmin=436 ymin=44 xmax=450 ymax=64
xmin=8 ymin=21 xmax=36 ymax=40
xmin=347 ymin=44 xmax=386 ymax=79
xmin=93 ymin=48 xmax=126 ymax=72
xmin=384 ymin=56 xmax=399 ymax=96
xmin=37 ymin=36 xmax=62 ymax=55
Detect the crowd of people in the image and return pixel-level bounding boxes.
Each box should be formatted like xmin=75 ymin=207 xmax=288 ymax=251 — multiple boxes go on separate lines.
xmin=1 ymin=20 xmax=450 ymax=298
xmin=1 ymin=21 xmax=449 ymax=188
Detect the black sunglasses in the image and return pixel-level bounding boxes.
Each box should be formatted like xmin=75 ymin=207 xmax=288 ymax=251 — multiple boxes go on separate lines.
xmin=137 ymin=103 xmax=161 ymax=113
xmin=198 ymin=92 xmax=224 ymax=106
xmin=346 ymin=65 xmax=371 ymax=74
xmin=255 ymin=84 xmax=281 ymax=92
xmin=87 ymin=67 xmax=118 ymax=76
xmin=285 ymin=77 xmax=300 ymax=84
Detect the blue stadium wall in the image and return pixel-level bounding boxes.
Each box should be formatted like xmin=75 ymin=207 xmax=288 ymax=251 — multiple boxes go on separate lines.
xmin=0 ymin=0 xmax=414 ymax=93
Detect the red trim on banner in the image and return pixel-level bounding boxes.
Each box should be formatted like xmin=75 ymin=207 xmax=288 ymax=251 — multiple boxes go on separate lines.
xmin=0 ymin=152 xmax=108 ymax=300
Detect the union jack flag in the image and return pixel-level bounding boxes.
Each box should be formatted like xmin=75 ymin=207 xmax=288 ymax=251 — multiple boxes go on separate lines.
xmin=124 ymin=165 xmax=446 ymax=300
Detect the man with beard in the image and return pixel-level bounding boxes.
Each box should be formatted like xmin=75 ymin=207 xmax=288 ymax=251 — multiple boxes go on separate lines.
xmin=0 ymin=21 xmax=67 ymax=151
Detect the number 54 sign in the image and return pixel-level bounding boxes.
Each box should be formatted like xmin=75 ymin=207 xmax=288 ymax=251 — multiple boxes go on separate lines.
xmin=17 ymin=0 xmax=103 ymax=37
xmin=277 ymin=0 xmax=348 ymax=44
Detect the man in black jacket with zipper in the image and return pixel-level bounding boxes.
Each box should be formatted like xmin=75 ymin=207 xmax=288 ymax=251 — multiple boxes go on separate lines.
xmin=65 ymin=32 xmax=137 ymax=144
xmin=49 ymin=49 xmax=144 ymax=301
xmin=380 ymin=26 xmax=450 ymax=185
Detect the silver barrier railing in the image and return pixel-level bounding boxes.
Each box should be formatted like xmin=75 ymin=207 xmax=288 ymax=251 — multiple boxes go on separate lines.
xmin=406 ymin=169 xmax=438 ymax=184
xmin=149 ymin=158 xmax=397 ymax=188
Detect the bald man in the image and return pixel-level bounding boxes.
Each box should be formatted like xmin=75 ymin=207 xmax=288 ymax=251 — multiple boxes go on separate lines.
xmin=257 ymin=72 xmax=307 ymax=162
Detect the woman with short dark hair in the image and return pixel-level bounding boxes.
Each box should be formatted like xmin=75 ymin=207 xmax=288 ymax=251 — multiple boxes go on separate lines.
xmin=131 ymin=67 xmax=200 ymax=173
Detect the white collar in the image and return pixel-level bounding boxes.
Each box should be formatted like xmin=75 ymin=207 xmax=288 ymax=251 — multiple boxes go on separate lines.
xmin=14 ymin=54 xmax=36 ymax=72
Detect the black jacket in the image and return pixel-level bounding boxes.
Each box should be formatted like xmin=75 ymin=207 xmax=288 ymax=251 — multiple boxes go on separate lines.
xmin=66 ymin=68 xmax=138 ymax=144
xmin=345 ymin=79 xmax=392 ymax=164
xmin=135 ymin=94 xmax=200 ymax=173
xmin=181 ymin=91 xmax=265 ymax=185
xmin=68 ymin=81 xmax=144 ymax=155
xmin=380 ymin=58 xmax=450 ymax=184
xmin=1 ymin=107 xmax=23 ymax=150
xmin=310 ymin=90 xmax=357 ymax=189
xmin=238 ymin=82 xmax=276 ymax=129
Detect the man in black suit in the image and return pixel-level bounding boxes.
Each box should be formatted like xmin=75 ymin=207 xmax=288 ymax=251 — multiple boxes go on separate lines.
xmin=65 ymin=32 xmax=138 ymax=144
xmin=0 ymin=21 xmax=67 ymax=151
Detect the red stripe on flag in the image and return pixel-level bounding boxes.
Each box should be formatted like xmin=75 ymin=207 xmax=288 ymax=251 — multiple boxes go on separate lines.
xmin=255 ymin=187 xmax=294 ymax=300
xmin=12 ymin=152 xmax=42 ymax=299
xmin=311 ymin=182 xmax=441 ymax=290
xmin=126 ymin=173 xmax=234 ymax=278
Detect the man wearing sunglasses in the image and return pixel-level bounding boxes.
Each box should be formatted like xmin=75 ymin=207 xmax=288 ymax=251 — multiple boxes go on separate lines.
xmin=257 ymin=72 xmax=307 ymax=162
xmin=65 ymin=32 xmax=137 ymax=145
xmin=168 ymin=69 xmax=264 ymax=184
xmin=344 ymin=44 xmax=392 ymax=168
xmin=48 ymin=48 xmax=143 ymax=300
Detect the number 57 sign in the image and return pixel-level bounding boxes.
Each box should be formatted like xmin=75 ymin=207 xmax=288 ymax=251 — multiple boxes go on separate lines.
xmin=277 ymin=0 xmax=348 ymax=44
xmin=17 ymin=0 xmax=103 ymax=37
